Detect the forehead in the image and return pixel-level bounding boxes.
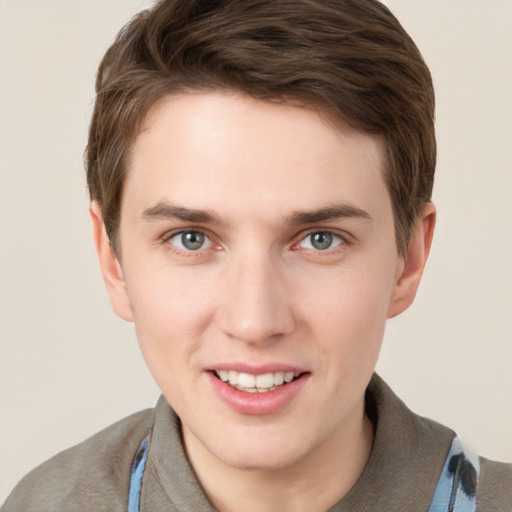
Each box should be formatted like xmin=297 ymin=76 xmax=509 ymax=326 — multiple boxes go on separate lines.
xmin=124 ymin=92 xmax=389 ymax=223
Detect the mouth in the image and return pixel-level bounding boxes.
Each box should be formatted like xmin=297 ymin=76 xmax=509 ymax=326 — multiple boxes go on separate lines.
xmin=207 ymin=367 xmax=310 ymax=415
xmin=212 ymin=369 xmax=303 ymax=393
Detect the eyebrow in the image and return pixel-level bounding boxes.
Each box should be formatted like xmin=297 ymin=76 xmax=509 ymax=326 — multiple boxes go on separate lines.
xmin=289 ymin=203 xmax=372 ymax=225
xmin=142 ymin=202 xmax=220 ymax=224
xmin=142 ymin=201 xmax=371 ymax=226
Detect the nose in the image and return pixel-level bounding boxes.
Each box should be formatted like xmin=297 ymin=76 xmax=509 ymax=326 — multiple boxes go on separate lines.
xmin=217 ymin=251 xmax=295 ymax=345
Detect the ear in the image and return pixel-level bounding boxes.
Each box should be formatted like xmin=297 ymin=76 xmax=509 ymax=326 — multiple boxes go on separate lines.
xmin=90 ymin=202 xmax=134 ymax=322
xmin=387 ymin=203 xmax=436 ymax=319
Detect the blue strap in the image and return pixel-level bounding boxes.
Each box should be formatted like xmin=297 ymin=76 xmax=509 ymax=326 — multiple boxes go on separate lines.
xmin=127 ymin=434 xmax=151 ymax=512
xmin=428 ymin=437 xmax=480 ymax=512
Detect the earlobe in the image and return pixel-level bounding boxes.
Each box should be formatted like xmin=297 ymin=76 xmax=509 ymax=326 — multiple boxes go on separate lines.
xmin=387 ymin=203 xmax=436 ymax=319
xmin=89 ymin=202 xmax=134 ymax=322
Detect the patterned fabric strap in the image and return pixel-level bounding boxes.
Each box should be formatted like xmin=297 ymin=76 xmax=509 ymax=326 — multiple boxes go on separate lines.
xmin=127 ymin=434 xmax=480 ymax=512
xmin=428 ymin=437 xmax=480 ymax=512
xmin=127 ymin=434 xmax=151 ymax=512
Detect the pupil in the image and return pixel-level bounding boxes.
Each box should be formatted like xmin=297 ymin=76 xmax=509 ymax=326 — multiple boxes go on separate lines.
xmin=182 ymin=232 xmax=204 ymax=250
xmin=312 ymin=232 xmax=332 ymax=250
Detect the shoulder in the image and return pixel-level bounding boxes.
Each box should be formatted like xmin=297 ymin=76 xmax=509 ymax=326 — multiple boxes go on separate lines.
xmin=2 ymin=407 xmax=155 ymax=512
xmin=477 ymin=456 xmax=512 ymax=511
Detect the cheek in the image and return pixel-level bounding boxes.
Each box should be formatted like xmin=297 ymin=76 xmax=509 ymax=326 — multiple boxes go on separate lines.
xmin=298 ymin=261 xmax=395 ymax=363
xmin=128 ymin=260 xmax=216 ymax=325
xmin=124 ymin=265 xmax=218 ymax=383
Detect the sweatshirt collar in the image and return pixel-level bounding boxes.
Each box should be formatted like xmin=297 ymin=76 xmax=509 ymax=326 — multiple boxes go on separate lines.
xmin=141 ymin=373 xmax=455 ymax=511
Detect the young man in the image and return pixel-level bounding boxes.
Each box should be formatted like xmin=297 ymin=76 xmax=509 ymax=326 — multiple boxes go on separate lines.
xmin=3 ymin=0 xmax=511 ymax=511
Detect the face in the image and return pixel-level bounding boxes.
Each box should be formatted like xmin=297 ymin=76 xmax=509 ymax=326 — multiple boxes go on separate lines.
xmin=93 ymin=92 xmax=432 ymax=472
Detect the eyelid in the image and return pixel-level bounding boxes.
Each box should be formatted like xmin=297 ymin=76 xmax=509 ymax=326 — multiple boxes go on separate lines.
xmin=162 ymin=227 xmax=219 ymax=254
xmin=163 ymin=226 xmax=203 ymax=240
xmin=292 ymin=228 xmax=353 ymax=252
xmin=160 ymin=226 xmax=352 ymax=255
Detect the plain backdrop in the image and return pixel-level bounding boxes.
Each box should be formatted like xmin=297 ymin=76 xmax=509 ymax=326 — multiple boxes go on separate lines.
xmin=1 ymin=0 xmax=511 ymax=502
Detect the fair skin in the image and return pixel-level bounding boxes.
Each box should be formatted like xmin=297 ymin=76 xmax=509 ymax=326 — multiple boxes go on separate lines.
xmin=91 ymin=92 xmax=435 ymax=512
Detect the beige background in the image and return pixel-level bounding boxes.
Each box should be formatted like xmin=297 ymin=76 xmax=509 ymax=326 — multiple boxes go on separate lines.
xmin=1 ymin=0 xmax=511 ymax=502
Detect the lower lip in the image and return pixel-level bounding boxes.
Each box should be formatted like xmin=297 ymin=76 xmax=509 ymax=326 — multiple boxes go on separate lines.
xmin=206 ymin=372 xmax=309 ymax=415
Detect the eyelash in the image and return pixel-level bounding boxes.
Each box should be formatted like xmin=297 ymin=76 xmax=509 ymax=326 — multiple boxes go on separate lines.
xmin=163 ymin=229 xmax=217 ymax=257
xmin=292 ymin=230 xmax=350 ymax=256
xmin=162 ymin=228 xmax=351 ymax=257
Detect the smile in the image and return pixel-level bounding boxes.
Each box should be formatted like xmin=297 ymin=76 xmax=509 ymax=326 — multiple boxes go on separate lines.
xmin=214 ymin=370 xmax=300 ymax=393
xmin=208 ymin=368 xmax=310 ymax=415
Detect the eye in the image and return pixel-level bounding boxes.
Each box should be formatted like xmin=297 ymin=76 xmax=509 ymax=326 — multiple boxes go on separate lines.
xmin=168 ymin=231 xmax=212 ymax=251
xmin=298 ymin=231 xmax=344 ymax=251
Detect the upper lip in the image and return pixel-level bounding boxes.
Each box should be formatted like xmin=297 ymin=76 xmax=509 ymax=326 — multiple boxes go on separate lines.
xmin=206 ymin=362 xmax=308 ymax=375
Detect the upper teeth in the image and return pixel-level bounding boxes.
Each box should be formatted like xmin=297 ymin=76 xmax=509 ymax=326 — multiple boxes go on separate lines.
xmin=215 ymin=370 xmax=296 ymax=390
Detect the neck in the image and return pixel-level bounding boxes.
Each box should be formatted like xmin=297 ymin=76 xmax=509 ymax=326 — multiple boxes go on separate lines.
xmin=183 ymin=402 xmax=374 ymax=512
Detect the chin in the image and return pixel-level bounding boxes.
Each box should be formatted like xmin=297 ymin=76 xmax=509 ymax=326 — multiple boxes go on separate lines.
xmin=205 ymin=424 xmax=319 ymax=472
xmin=219 ymin=445 xmax=305 ymax=472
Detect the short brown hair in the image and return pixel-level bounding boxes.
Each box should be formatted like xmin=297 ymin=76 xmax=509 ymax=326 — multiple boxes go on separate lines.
xmin=86 ymin=0 xmax=435 ymax=254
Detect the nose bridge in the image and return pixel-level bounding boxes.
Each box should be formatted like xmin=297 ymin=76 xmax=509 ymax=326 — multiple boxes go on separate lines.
xmin=218 ymin=247 xmax=294 ymax=343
